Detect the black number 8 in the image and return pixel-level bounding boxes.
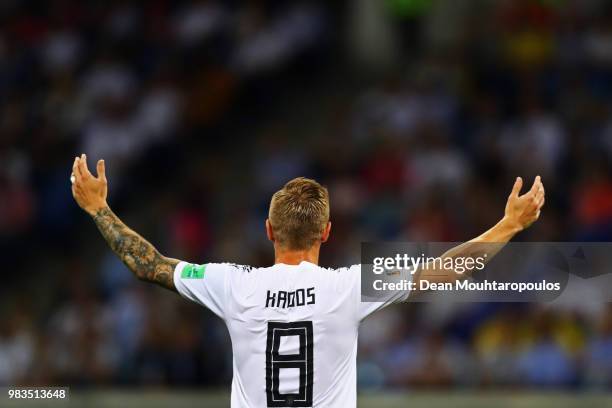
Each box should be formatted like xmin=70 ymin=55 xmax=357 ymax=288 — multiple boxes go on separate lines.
xmin=266 ymin=321 xmax=313 ymax=407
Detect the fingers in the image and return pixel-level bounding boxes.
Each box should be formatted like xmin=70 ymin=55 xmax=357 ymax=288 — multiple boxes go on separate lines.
xmin=74 ymin=156 xmax=84 ymax=180
xmin=522 ymin=175 xmax=545 ymax=202
xmin=96 ymin=159 xmax=107 ymax=183
xmin=71 ymin=172 xmax=82 ymax=198
xmin=528 ymin=175 xmax=542 ymax=196
xmin=537 ymin=187 xmax=545 ymax=209
xmin=72 ymin=157 xmax=79 ymax=181
xmin=78 ymin=153 xmax=93 ymax=179
xmin=72 ymin=154 xmax=106 ymax=188
xmin=510 ymin=177 xmax=523 ymax=198
xmin=533 ymin=176 xmax=545 ymax=209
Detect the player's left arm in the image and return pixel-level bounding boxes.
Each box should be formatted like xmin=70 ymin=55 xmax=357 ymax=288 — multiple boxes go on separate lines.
xmin=70 ymin=154 xmax=178 ymax=292
xmin=412 ymin=176 xmax=545 ymax=289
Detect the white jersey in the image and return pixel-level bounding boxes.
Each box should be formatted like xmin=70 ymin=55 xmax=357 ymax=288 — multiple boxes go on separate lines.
xmin=173 ymin=260 xmax=411 ymax=407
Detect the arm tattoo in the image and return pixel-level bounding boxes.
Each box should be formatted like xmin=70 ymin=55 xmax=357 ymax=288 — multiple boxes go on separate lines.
xmin=92 ymin=207 xmax=178 ymax=291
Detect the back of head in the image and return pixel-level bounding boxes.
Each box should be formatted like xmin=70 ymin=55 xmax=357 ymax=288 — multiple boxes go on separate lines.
xmin=268 ymin=177 xmax=330 ymax=250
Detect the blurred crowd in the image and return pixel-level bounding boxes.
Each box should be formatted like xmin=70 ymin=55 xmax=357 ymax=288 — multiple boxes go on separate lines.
xmin=2 ymin=0 xmax=612 ymax=390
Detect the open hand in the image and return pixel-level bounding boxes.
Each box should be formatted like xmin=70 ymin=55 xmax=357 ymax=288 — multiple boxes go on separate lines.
xmin=504 ymin=176 xmax=545 ymax=231
xmin=71 ymin=153 xmax=108 ymax=216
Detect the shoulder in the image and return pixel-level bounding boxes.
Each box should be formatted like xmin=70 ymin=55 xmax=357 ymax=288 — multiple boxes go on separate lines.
xmin=202 ymin=262 xmax=258 ymax=274
xmin=176 ymin=262 xmax=258 ymax=286
xmin=212 ymin=263 xmax=268 ymax=289
xmin=331 ymin=264 xmax=361 ymax=275
xmin=300 ymin=263 xmax=361 ymax=280
xmin=314 ymin=264 xmax=361 ymax=294
xmin=221 ymin=263 xmax=256 ymax=273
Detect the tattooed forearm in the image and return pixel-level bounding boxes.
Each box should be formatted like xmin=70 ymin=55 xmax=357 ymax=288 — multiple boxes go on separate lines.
xmin=92 ymin=206 xmax=178 ymax=291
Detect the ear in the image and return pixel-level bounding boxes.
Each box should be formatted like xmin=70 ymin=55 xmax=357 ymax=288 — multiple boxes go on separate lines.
xmin=265 ymin=219 xmax=275 ymax=242
xmin=321 ymin=221 xmax=332 ymax=243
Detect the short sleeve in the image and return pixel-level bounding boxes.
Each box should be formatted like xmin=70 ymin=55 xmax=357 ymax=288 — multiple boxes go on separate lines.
xmin=174 ymin=261 xmax=228 ymax=319
xmin=353 ymin=264 xmax=412 ymax=322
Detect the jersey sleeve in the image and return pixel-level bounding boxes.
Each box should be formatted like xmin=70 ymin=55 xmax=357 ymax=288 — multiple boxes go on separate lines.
xmin=173 ymin=261 xmax=229 ymax=319
xmin=351 ymin=264 xmax=413 ymax=322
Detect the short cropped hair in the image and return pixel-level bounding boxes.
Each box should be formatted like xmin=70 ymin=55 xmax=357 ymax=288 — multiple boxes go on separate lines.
xmin=268 ymin=177 xmax=330 ymax=250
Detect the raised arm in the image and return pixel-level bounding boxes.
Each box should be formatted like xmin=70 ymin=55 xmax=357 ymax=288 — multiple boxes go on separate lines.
xmin=413 ymin=176 xmax=546 ymax=289
xmin=71 ymin=154 xmax=178 ymax=291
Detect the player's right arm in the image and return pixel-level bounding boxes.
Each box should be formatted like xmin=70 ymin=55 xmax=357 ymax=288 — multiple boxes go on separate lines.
xmin=70 ymin=154 xmax=178 ymax=292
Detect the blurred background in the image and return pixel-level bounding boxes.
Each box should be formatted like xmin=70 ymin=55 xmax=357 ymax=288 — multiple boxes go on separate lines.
xmin=2 ymin=0 xmax=612 ymax=405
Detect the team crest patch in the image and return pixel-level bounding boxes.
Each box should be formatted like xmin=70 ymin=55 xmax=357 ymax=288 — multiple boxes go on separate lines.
xmin=181 ymin=264 xmax=206 ymax=279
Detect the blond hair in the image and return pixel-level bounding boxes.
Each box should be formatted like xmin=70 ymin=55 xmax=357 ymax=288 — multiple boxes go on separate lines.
xmin=268 ymin=177 xmax=330 ymax=250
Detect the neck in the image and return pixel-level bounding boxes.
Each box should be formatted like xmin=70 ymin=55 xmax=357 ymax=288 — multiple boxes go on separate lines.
xmin=274 ymin=245 xmax=320 ymax=266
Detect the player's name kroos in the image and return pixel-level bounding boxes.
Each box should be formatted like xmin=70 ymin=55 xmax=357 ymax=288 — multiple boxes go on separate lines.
xmin=265 ymin=288 xmax=316 ymax=308
xmin=373 ymin=279 xmax=561 ymax=292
